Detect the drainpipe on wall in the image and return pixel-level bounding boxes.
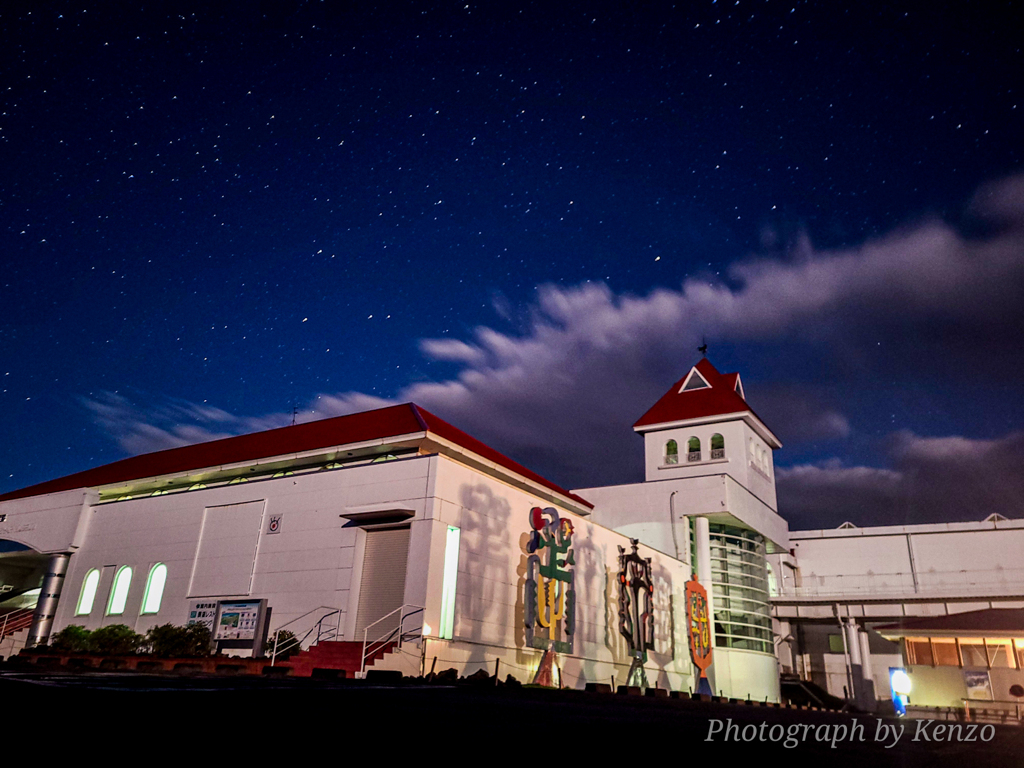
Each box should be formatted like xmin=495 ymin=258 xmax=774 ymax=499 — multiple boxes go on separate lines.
xmin=905 ymin=534 xmax=919 ymax=593
xmin=27 ymin=552 xmax=71 ymax=648
xmin=668 ymin=490 xmax=684 ymax=565
xmin=835 ymin=604 xmax=855 ymax=705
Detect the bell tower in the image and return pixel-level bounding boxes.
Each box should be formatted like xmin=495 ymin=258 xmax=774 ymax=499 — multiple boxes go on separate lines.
xmin=574 ymin=356 xmax=790 ymax=701
xmin=633 ymin=357 xmax=781 ymax=512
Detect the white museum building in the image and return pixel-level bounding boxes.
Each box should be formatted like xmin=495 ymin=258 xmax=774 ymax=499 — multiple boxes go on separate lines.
xmin=2 ymin=357 xmax=1022 ymax=712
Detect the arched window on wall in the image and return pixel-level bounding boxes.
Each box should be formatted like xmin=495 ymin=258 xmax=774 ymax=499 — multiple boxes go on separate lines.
xmin=107 ymin=566 xmax=133 ymax=616
xmin=711 ymin=433 xmax=725 ymax=459
xmin=749 ymin=439 xmax=770 ymax=478
xmin=665 ymin=439 xmax=679 ymax=465
xmin=141 ymin=563 xmax=167 ymax=615
xmin=76 ymin=569 xmax=100 ymax=616
xmin=687 ymin=436 xmax=701 ymax=462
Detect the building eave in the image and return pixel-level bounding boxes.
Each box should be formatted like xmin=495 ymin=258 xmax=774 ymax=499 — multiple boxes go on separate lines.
xmin=633 ymin=410 xmax=783 ymax=449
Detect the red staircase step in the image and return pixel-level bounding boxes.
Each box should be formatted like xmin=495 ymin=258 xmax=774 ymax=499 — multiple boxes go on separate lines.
xmin=281 ymin=640 xmax=400 ymax=677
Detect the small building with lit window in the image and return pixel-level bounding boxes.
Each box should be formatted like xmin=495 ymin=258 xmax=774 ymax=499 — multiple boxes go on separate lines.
xmin=876 ymin=609 xmax=1024 ymax=711
xmin=771 ymin=517 xmax=1024 ymax=714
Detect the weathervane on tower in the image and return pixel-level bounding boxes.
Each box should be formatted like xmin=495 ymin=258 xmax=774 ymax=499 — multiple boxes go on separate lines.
xmin=698 ymin=337 xmax=708 ymax=357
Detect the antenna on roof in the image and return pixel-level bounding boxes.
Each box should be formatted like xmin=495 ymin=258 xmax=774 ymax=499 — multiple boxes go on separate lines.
xmin=697 ymin=337 xmax=708 ymax=357
xmin=292 ymin=407 xmax=298 ymax=427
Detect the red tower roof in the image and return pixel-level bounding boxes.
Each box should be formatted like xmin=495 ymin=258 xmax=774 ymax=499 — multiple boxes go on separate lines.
xmin=634 ymin=358 xmax=780 ymax=447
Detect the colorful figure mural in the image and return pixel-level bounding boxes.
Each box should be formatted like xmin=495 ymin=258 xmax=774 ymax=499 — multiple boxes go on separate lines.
xmin=617 ymin=538 xmax=655 ymax=688
xmin=524 ymin=506 xmax=576 ymax=657
xmin=686 ymin=575 xmax=714 ymax=696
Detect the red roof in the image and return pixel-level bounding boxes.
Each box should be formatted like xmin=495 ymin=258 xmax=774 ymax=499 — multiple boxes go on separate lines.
xmin=634 ymin=358 xmax=758 ymax=429
xmin=0 ymin=403 xmax=592 ymax=509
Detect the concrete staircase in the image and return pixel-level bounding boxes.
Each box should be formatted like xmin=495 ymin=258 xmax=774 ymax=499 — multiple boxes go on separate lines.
xmin=0 ymin=627 xmax=28 ymax=660
xmin=0 ymin=608 xmax=33 ymax=659
xmin=282 ymin=640 xmax=398 ymax=677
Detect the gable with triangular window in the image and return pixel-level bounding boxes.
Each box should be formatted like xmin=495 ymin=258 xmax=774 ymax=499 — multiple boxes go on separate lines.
xmin=679 ymin=367 xmax=712 ymax=393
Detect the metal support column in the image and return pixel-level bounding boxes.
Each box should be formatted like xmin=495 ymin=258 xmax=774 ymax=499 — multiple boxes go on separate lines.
xmin=858 ymin=626 xmax=876 ymax=708
xmin=27 ymin=552 xmax=70 ymax=648
xmin=844 ymin=618 xmax=864 ymax=705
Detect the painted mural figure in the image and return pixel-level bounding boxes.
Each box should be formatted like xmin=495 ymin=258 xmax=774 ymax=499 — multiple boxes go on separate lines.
xmin=524 ymin=506 xmax=576 ymax=655
xmin=617 ymin=538 xmax=655 ymax=688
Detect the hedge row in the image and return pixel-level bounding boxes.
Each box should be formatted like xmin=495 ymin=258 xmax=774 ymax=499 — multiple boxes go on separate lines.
xmin=48 ymin=623 xmax=213 ymax=657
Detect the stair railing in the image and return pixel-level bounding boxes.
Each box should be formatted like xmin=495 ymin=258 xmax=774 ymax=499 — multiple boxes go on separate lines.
xmin=269 ymin=606 xmax=344 ymax=666
xmin=360 ymin=604 xmax=424 ymax=676
xmin=0 ymin=608 xmax=34 ymax=640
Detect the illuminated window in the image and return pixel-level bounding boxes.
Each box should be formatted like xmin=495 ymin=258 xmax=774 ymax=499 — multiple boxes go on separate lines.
xmin=665 ymin=440 xmax=679 ymax=465
xmin=141 ymin=564 xmax=167 ymax=615
xmin=766 ymin=562 xmax=778 ymax=597
xmin=959 ymin=637 xmax=987 ymax=667
xmin=107 ymin=566 xmax=133 ymax=616
xmin=932 ymin=638 xmax=959 ymax=666
xmin=987 ymin=638 xmax=1015 ymax=668
xmin=439 ymin=525 xmax=461 ymax=640
xmin=76 ymin=569 xmax=100 ymax=615
xmin=906 ymin=638 xmax=933 ymax=665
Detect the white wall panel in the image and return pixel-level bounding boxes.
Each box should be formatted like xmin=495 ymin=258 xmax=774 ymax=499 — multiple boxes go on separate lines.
xmin=188 ymin=501 xmax=265 ymax=597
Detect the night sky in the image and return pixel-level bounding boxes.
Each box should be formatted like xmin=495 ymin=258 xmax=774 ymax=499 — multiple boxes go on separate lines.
xmin=2 ymin=1 xmax=1022 ymax=529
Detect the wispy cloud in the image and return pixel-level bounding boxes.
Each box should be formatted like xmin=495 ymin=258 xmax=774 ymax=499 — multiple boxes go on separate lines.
xmin=82 ymin=392 xmax=292 ymax=456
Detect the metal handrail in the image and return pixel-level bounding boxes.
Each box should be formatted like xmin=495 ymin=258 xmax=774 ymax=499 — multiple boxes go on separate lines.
xmin=269 ymin=606 xmax=344 ymax=666
xmin=777 ymin=567 xmax=1024 ymax=599
xmin=360 ymin=604 xmax=424 ymax=676
xmin=0 ymin=608 xmax=34 ymax=640
xmin=962 ymin=698 xmax=1024 ymax=723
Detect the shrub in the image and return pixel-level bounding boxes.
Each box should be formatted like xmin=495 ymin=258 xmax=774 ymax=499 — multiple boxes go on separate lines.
xmin=265 ymin=629 xmax=300 ymax=660
xmin=88 ymin=624 xmax=144 ymax=655
xmin=49 ymin=625 xmax=93 ymax=653
xmin=146 ymin=623 xmax=212 ymax=657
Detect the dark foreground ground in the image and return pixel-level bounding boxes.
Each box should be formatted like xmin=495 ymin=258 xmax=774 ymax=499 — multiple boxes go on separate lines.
xmin=3 ymin=670 xmax=1022 ymax=765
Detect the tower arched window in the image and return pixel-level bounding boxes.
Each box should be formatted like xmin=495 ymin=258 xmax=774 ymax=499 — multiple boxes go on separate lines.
xmin=687 ymin=437 xmax=701 ymax=462
xmin=107 ymin=566 xmax=133 ymax=616
xmin=141 ymin=563 xmax=167 ymax=615
xmin=711 ymin=433 xmax=725 ymax=459
xmin=76 ymin=569 xmax=100 ymax=616
xmin=665 ymin=439 xmax=679 ymax=465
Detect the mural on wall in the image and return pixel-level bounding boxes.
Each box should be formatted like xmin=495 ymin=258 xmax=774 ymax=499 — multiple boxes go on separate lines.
xmin=686 ymin=575 xmax=715 ymax=696
xmin=524 ymin=506 xmax=576 ymax=664
xmin=617 ymin=538 xmax=654 ymax=688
